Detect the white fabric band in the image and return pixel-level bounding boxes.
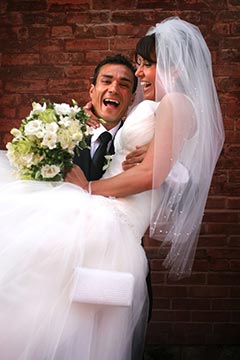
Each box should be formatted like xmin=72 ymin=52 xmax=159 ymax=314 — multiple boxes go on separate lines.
xmin=71 ymin=267 xmax=135 ymax=307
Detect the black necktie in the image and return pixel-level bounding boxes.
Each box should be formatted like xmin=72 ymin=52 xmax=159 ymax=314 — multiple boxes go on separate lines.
xmin=91 ymin=131 xmax=112 ymax=180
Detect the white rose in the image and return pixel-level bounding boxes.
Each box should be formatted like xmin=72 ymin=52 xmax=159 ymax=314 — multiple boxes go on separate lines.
xmin=54 ymin=103 xmax=71 ymax=115
xmin=85 ymin=125 xmax=93 ymax=136
xmin=58 ymin=115 xmax=72 ymax=127
xmin=42 ymin=132 xmax=57 ymax=149
xmin=22 ymin=153 xmax=33 ymax=168
xmin=10 ymin=128 xmax=22 ymax=139
xmin=72 ymin=132 xmax=83 ymax=142
xmin=57 ymin=129 xmax=71 ymax=149
xmin=35 ymin=129 xmax=45 ymax=139
xmin=40 ymin=164 xmax=60 ymax=178
xmin=68 ymin=120 xmax=81 ymax=135
xmin=30 ymin=102 xmax=47 ymax=115
xmin=24 ymin=120 xmax=44 ymax=136
xmin=70 ymin=105 xmax=81 ymax=115
xmin=45 ymin=122 xmax=59 ymax=133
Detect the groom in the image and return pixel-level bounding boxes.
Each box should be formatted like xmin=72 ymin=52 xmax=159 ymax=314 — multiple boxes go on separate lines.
xmin=73 ymin=54 xmax=153 ymax=321
xmin=73 ymin=54 xmax=143 ymax=180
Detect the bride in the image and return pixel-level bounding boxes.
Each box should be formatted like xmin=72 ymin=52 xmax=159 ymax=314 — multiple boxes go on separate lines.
xmin=0 ymin=17 xmax=224 ymax=360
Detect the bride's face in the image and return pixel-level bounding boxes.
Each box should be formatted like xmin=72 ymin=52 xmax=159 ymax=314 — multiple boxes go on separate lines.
xmin=135 ymin=55 xmax=156 ymax=101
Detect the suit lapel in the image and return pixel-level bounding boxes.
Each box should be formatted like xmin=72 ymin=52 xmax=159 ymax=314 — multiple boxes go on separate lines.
xmin=73 ymin=137 xmax=92 ymax=180
xmin=73 ymin=120 xmax=124 ymax=180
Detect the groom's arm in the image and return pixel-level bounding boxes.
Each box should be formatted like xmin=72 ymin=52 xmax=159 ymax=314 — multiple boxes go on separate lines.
xmin=122 ymin=144 xmax=149 ymax=171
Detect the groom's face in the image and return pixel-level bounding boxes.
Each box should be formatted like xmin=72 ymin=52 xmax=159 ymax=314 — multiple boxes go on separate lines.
xmin=89 ymin=64 xmax=135 ymax=130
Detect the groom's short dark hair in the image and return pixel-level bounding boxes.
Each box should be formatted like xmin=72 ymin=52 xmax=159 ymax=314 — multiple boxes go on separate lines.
xmin=92 ymin=54 xmax=138 ymax=94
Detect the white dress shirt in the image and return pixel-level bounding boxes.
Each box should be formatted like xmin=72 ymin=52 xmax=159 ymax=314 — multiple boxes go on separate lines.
xmin=90 ymin=123 xmax=122 ymax=158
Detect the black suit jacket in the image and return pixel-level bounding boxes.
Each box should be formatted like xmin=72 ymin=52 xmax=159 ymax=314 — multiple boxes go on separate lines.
xmin=73 ymin=123 xmax=122 ymax=181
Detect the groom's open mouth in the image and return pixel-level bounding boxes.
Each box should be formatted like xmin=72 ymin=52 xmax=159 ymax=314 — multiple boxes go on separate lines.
xmin=103 ymin=98 xmax=120 ymax=109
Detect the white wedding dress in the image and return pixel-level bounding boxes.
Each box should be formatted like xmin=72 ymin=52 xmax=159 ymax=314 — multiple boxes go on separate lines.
xmin=0 ymin=100 xmax=185 ymax=360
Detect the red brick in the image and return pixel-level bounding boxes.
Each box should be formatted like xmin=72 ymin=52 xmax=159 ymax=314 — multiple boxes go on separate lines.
xmin=67 ymin=11 xmax=110 ymax=25
xmin=0 ymin=94 xmax=22 ymax=107
xmin=229 ymin=236 xmax=240 ymax=247
xmin=172 ymin=298 xmax=211 ymax=310
xmin=231 ymin=311 xmax=240 ymax=322
xmin=66 ymin=39 xmax=108 ymax=51
xmin=7 ymin=0 xmax=47 ymax=11
xmin=93 ymin=0 xmax=136 ymax=9
xmin=207 ymin=272 xmax=240 ymax=285
xmin=112 ymin=10 xmax=156 ymax=26
xmin=110 ymin=37 xmax=138 ymax=51
xmin=152 ymin=310 xmax=190 ymax=322
xmin=197 ymin=235 xmax=228 ymax=248
xmin=152 ymin=285 xmax=187 ymax=298
xmin=0 ymin=12 xmax=23 ymax=26
xmin=189 ymin=285 xmax=230 ymax=298
xmin=212 ymin=324 xmax=240 ymax=343
xmin=151 ymin=270 xmax=166 ymax=283
xmin=40 ymin=52 xmax=84 ymax=65
xmin=223 ymin=182 xmax=240 ymax=197
xmin=85 ymin=51 xmax=113 ymax=64
xmin=203 ymin=223 xmax=240 ymax=235
xmin=220 ymin=48 xmax=240 ymax=62
xmin=39 ymin=39 xmax=65 ymax=53
xmin=2 ymin=53 xmax=40 ymax=66
xmin=48 ymin=0 xmax=89 ymax=12
xmin=203 ymin=210 xmax=239 ymax=223
xmin=169 ymin=273 xmax=206 ymax=286
xmin=218 ymin=10 xmax=240 ymax=22
xmin=22 ymin=12 xmax=66 ymax=25
xmin=230 ymin=260 xmax=240 ymax=271
xmin=152 ymin=298 xmax=170 ymax=310
xmin=192 ymin=310 xmax=231 ymax=322
xmin=51 ymin=25 xmax=73 ymax=38
xmin=174 ymin=323 xmax=212 ymax=339
xmin=192 ymin=259 xmax=209 ymax=271
xmin=0 ymin=118 xmax=22 ymax=132
xmin=205 ymin=196 xmax=226 ymax=209
xmin=48 ymin=78 xmax=90 ymax=93
xmin=65 ymin=65 xmax=94 ymax=79
xmin=230 ymin=287 xmax=240 ymax=297
xmin=209 ymin=259 xmax=230 ymax=271
xmin=117 ymin=24 xmax=140 ymax=36
xmin=1 ymin=107 xmax=16 ymax=118
xmin=213 ymin=23 xmax=231 ymax=35
xmin=5 ymin=79 xmax=48 ymax=93
xmin=207 ymin=248 xmax=240 ymax=259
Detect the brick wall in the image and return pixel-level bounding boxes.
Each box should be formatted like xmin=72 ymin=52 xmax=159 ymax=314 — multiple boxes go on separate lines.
xmin=0 ymin=0 xmax=239 ymax=347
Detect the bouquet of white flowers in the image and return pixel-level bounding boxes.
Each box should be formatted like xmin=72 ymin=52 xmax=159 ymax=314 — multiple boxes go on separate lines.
xmin=6 ymin=100 xmax=92 ymax=181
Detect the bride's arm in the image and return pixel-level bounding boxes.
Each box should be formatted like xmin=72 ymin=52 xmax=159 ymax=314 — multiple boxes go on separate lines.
xmin=66 ymin=93 xmax=193 ymax=198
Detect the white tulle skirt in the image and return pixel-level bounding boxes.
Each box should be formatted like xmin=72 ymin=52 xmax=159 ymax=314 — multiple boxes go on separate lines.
xmin=0 ymin=151 xmax=149 ymax=360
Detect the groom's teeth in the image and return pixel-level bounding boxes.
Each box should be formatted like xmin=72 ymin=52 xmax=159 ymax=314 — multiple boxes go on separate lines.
xmin=103 ymin=99 xmax=119 ymax=106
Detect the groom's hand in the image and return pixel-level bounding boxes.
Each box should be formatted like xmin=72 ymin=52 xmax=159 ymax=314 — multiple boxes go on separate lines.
xmin=122 ymin=144 xmax=149 ymax=171
xmin=65 ymin=165 xmax=88 ymax=191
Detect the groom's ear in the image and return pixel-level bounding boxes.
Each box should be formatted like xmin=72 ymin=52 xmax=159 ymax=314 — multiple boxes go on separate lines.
xmin=130 ymin=93 xmax=136 ymax=105
xmin=89 ymin=84 xmax=95 ymax=99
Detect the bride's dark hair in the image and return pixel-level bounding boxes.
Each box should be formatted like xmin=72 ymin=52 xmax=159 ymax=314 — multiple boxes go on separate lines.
xmin=135 ymin=34 xmax=156 ymax=63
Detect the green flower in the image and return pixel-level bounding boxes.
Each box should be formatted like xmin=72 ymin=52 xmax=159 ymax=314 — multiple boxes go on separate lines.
xmin=15 ymin=139 xmax=33 ymax=155
xmin=38 ymin=109 xmax=57 ymax=123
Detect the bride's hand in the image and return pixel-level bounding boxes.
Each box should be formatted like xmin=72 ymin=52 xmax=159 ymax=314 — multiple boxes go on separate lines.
xmin=65 ymin=165 xmax=88 ymax=191
xmin=84 ymin=101 xmax=101 ymax=129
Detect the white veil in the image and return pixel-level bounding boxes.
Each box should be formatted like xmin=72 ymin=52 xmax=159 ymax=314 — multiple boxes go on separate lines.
xmin=147 ymin=17 xmax=224 ymax=278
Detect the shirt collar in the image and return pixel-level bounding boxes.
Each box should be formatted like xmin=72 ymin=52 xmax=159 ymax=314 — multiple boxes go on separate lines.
xmin=91 ymin=122 xmax=121 ymax=142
